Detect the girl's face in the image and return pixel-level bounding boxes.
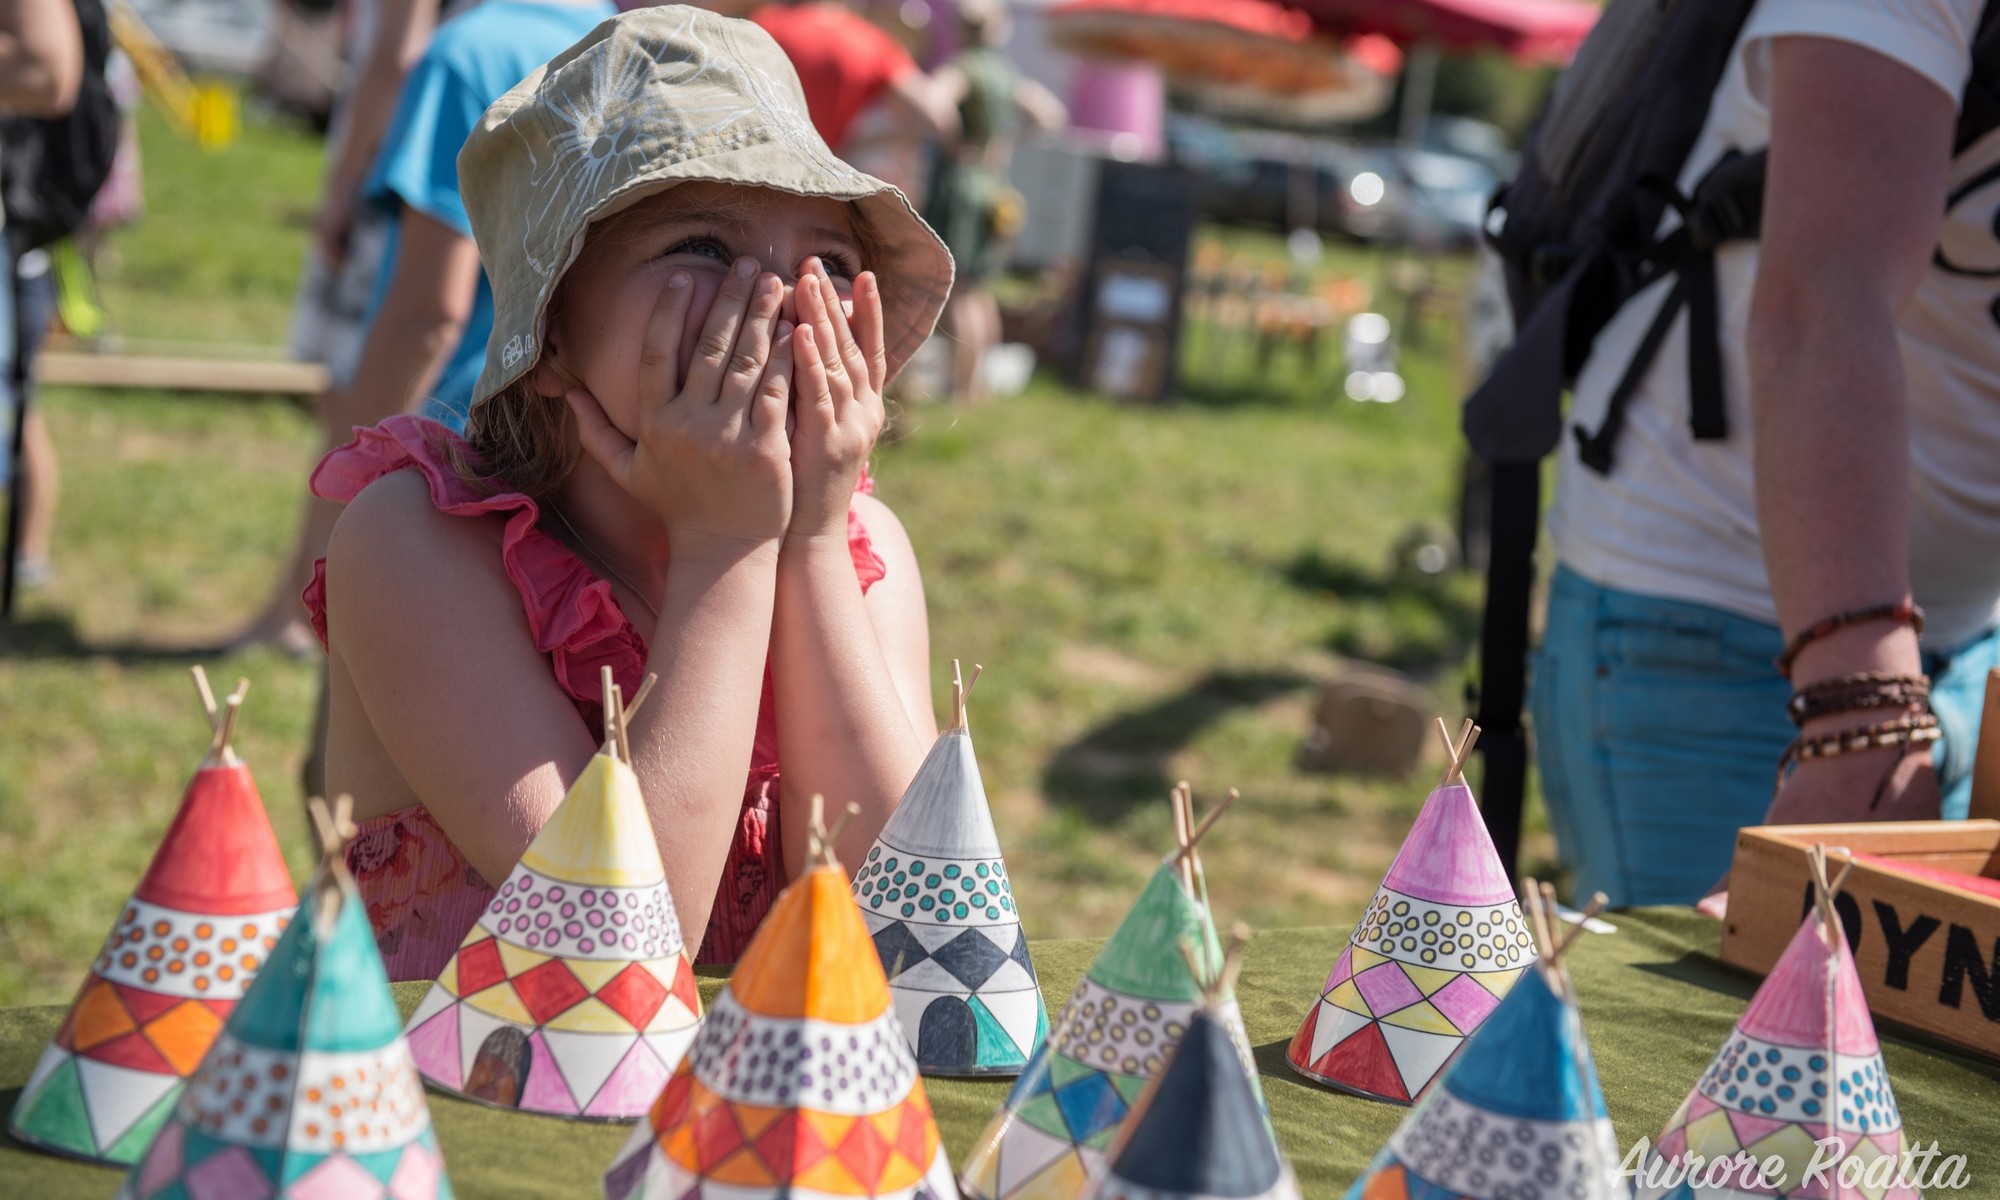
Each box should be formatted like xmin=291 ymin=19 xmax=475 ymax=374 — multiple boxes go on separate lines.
xmin=540 ymin=181 xmax=863 ymax=433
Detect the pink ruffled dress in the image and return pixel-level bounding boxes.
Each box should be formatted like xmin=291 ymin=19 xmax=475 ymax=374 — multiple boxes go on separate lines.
xmin=302 ymin=415 xmax=886 ymax=980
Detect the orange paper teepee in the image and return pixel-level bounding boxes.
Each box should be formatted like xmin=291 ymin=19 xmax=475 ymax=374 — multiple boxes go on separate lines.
xmin=605 ymin=799 xmax=958 ymax=1200
xmin=9 ymin=670 xmax=299 ymax=1166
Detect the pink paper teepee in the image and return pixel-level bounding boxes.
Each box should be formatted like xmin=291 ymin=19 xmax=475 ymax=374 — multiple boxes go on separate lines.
xmin=1287 ymin=722 xmax=1536 ymax=1104
xmin=1635 ymin=846 xmax=1919 ymax=1200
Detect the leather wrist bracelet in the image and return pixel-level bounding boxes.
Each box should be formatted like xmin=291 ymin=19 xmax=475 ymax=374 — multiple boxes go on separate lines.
xmin=1775 ymin=601 xmax=1924 ymax=679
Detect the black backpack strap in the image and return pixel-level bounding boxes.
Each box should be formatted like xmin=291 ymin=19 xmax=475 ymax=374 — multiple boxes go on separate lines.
xmin=1570 ymin=151 xmax=1765 ymax=472
xmin=1956 ymin=0 xmax=2000 ymax=154
xmin=1469 ymin=459 xmax=1539 ymax=877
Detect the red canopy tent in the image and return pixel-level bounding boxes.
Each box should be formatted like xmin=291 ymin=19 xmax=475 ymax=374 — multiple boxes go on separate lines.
xmin=1281 ymin=0 xmax=1598 ymax=65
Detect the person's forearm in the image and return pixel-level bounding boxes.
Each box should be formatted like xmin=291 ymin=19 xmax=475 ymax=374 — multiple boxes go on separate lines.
xmin=1750 ymin=275 xmax=1922 ymax=686
xmin=629 ymin=542 xmax=783 ymax=953
xmin=340 ymin=305 xmax=463 ymax=428
xmin=322 ymin=23 xmax=431 ymax=212
xmin=771 ymin=538 xmax=926 ymax=872
xmin=0 ymin=24 xmax=77 ymax=115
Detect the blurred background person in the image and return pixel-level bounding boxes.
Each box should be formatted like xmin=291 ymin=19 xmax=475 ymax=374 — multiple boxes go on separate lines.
xmin=1 ymin=0 xmax=87 ymax=596
xmin=751 ymin=0 xmax=956 ymax=156
xmin=923 ymin=0 xmax=1062 ymax=400
xmin=237 ymin=0 xmax=460 ymax=651
xmin=232 ymin=0 xmax=614 ymax=656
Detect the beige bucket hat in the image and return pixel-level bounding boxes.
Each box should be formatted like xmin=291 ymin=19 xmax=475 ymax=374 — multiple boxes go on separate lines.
xmin=459 ymin=5 xmax=954 ymax=409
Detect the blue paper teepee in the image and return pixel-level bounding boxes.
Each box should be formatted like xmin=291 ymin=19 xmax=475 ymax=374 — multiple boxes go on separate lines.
xmin=117 ymin=798 xmax=452 ymax=1200
xmin=1344 ymin=886 xmax=1622 ymax=1200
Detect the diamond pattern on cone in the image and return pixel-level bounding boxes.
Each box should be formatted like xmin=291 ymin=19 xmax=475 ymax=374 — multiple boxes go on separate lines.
xmin=607 ymin=867 xmax=946 ymax=1199
xmin=511 ymin=960 xmax=589 ymax=1024
xmin=455 ymin=939 xmax=507 ymax=998
xmin=929 ymin=929 xmax=1009 ymax=991
xmin=598 ymin=964 xmax=670 ymax=1030
xmin=144 ymin=999 xmax=226 ymax=1075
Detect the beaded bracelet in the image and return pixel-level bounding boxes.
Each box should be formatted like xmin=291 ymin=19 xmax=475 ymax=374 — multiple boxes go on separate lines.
xmin=1775 ymin=712 xmax=1941 ymax=789
xmin=1787 ymin=672 xmax=1931 ymax=728
xmin=1775 ymin=601 xmax=1924 ymax=679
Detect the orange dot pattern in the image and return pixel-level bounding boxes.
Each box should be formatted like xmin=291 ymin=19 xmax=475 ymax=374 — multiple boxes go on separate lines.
xmin=291 ymin=1041 xmax=429 ymax=1154
xmin=179 ymin=1034 xmax=296 ymax=1148
xmin=94 ymin=898 xmax=292 ymax=1000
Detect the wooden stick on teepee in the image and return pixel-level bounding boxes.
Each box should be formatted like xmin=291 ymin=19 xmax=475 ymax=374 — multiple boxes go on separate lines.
xmin=949 ymin=660 xmax=984 ymax=734
xmin=600 ymin=665 xmax=619 ymax=755
xmin=1553 ymin=891 xmax=1610 ymax=961
xmin=805 ymin=794 xmax=862 ymax=869
xmin=205 ymin=677 xmax=249 ymax=766
xmin=305 ymin=794 xmax=359 ymax=928
xmin=1172 ymin=785 xmax=1239 ymax=889
xmin=1171 ymin=782 xmax=1195 ymax=891
xmin=1434 ymin=718 xmax=1482 ymax=786
xmin=190 ymin=664 xmax=218 ymax=726
xmin=625 ymin=672 xmax=659 ymax=722
xmin=1177 ymin=922 xmax=1252 ymax=1006
xmin=1806 ymin=844 xmax=1854 ymax=950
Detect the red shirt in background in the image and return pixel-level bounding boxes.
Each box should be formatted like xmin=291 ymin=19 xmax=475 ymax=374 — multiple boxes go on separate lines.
xmin=752 ymin=3 xmax=915 ymax=149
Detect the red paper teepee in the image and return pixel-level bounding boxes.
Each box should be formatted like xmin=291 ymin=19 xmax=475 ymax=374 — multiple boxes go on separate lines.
xmin=9 ymin=670 xmax=298 ymax=1165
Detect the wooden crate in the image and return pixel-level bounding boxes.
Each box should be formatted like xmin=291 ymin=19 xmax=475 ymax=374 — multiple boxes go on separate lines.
xmin=1720 ymin=821 xmax=2000 ymax=1060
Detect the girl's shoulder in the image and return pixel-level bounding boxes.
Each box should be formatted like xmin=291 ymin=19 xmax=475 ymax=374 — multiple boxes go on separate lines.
xmin=310 ymin=417 xmax=644 ymax=676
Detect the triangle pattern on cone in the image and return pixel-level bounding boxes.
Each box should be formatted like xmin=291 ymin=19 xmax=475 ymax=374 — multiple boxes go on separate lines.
xmin=1633 ymin=914 xmax=1914 ymax=1200
xmin=605 ymin=865 xmax=952 ymax=1200
xmin=961 ymin=859 xmax=1219 ymax=1197
xmin=1286 ymin=771 xmax=1535 ymax=1104
xmin=407 ymin=747 xmax=700 ymax=1120
xmin=9 ymin=724 xmax=298 ymax=1168
xmin=117 ymin=859 xmax=450 ymax=1200
xmin=854 ymin=720 xmax=1047 ymax=1079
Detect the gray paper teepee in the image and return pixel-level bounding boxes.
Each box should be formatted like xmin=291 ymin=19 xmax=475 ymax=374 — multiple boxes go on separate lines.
xmin=853 ymin=663 xmax=1046 ymax=1076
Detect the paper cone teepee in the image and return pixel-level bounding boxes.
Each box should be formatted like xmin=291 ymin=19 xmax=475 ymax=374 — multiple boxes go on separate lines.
xmin=604 ymin=796 xmax=959 ymax=1200
xmin=1634 ymin=847 xmax=1920 ymax=1200
xmin=1344 ymin=882 xmax=1623 ymax=1200
xmin=960 ymin=786 xmax=1244 ymax=1200
xmin=9 ymin=670 xmax=298 ymax=1166
xmin=856 ymin=664 xmax=1046 ymax=1077
xmin=1084 ymin=928 xmax=1300 ymax=1200
xmin=118 ymin=796 xmax=452 ymax=1200
xmin=1287 ymin=721 xmax=1536 ymax=1105
xmin=403 ymin=670 xmax=700 ymax=1120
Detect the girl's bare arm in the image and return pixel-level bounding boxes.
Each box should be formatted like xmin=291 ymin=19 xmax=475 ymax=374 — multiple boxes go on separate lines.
xmin=325 ymin=474 xmax=778 ymax=953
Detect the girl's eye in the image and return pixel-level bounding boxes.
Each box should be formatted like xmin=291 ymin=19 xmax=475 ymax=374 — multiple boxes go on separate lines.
xmin=817 ymin=250 xmax=861 ymax=280
xmin=660 ymin=235 xmax=731 ymax=263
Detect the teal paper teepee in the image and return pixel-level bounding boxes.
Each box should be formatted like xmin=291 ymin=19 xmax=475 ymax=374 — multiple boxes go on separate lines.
xmin=960 ymin=786 xmax=1253 ymax=1200
xmin=1344 ymin=883 xmax=1621 ymax=1200
xmin=117 ymin=797 xmax=453 ymax=1200
xmin=855 ymin=663 xmax=1047 ymax=1076
xmin=1085 ymin=928 xmax=1300 ymax=1200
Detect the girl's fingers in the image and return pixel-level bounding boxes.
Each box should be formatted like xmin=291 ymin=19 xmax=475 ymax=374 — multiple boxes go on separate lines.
xmin=752 ymin=322 xmax=796 ymax=434
xmin=682 ymin=256 xmax=762 ymax=404
xmin=850 ymin=271 xmax=888 ymax=393
xmin=808 ymin=258 xmax=872 ymax=394
xmin=566 ymin=388 xmax=636 ymax=483
xmin=638 ymin=269 xmax=696 ymax=410
xmin=800 ymin=273 xmax=849 ymax=401
xmin=792 ymin=320 xmax=834 ymax=425
xmin=717 ymin=272 xmax=785 ymax=419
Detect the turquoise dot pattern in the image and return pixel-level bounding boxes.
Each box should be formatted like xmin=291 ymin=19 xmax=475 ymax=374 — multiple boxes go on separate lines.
xmin=853 ymin=846 xmax=1018 ymax=926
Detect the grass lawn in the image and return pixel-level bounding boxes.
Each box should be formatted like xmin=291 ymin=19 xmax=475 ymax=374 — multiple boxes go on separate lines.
xmin=0 ymin=106 xmax=1548 ymax=1008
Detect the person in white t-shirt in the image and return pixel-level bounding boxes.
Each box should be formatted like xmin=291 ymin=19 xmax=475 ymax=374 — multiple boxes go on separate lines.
xmin=1535 ymin=0 xmax=2000 ymax=905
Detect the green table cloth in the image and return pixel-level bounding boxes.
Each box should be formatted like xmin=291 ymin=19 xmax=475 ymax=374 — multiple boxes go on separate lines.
xmin=4 ymin=909 xmax=1994 ymax=1198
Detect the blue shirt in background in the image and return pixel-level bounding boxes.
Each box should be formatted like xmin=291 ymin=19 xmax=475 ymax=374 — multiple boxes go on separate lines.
xmin=364 ymin=0 xmax=615 ymax=431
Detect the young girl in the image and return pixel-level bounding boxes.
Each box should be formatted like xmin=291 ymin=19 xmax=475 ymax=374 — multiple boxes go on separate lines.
xmin=305 ymin=6 xmax=956 ymax=979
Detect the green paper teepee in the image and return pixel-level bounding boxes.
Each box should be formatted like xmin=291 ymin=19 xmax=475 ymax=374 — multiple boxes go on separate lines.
xmin=960 ymin=785 xmax=1258 ymax=1200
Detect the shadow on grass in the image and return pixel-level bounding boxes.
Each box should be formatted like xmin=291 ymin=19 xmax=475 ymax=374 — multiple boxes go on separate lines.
xmin=0 ymin=613 xmax=215 ymax=663
xmin=1280 ymin=549 xmax=1479 ymax=673
xmin=1042 ymin=669 xmax=1312 ymax=823
xmin=1630 ymin=952 xmax=1758 ymax=1002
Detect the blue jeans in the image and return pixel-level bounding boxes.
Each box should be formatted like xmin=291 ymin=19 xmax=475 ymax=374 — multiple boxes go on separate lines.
xmin=1531 ymin=565 xmax=1997 ymax=905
